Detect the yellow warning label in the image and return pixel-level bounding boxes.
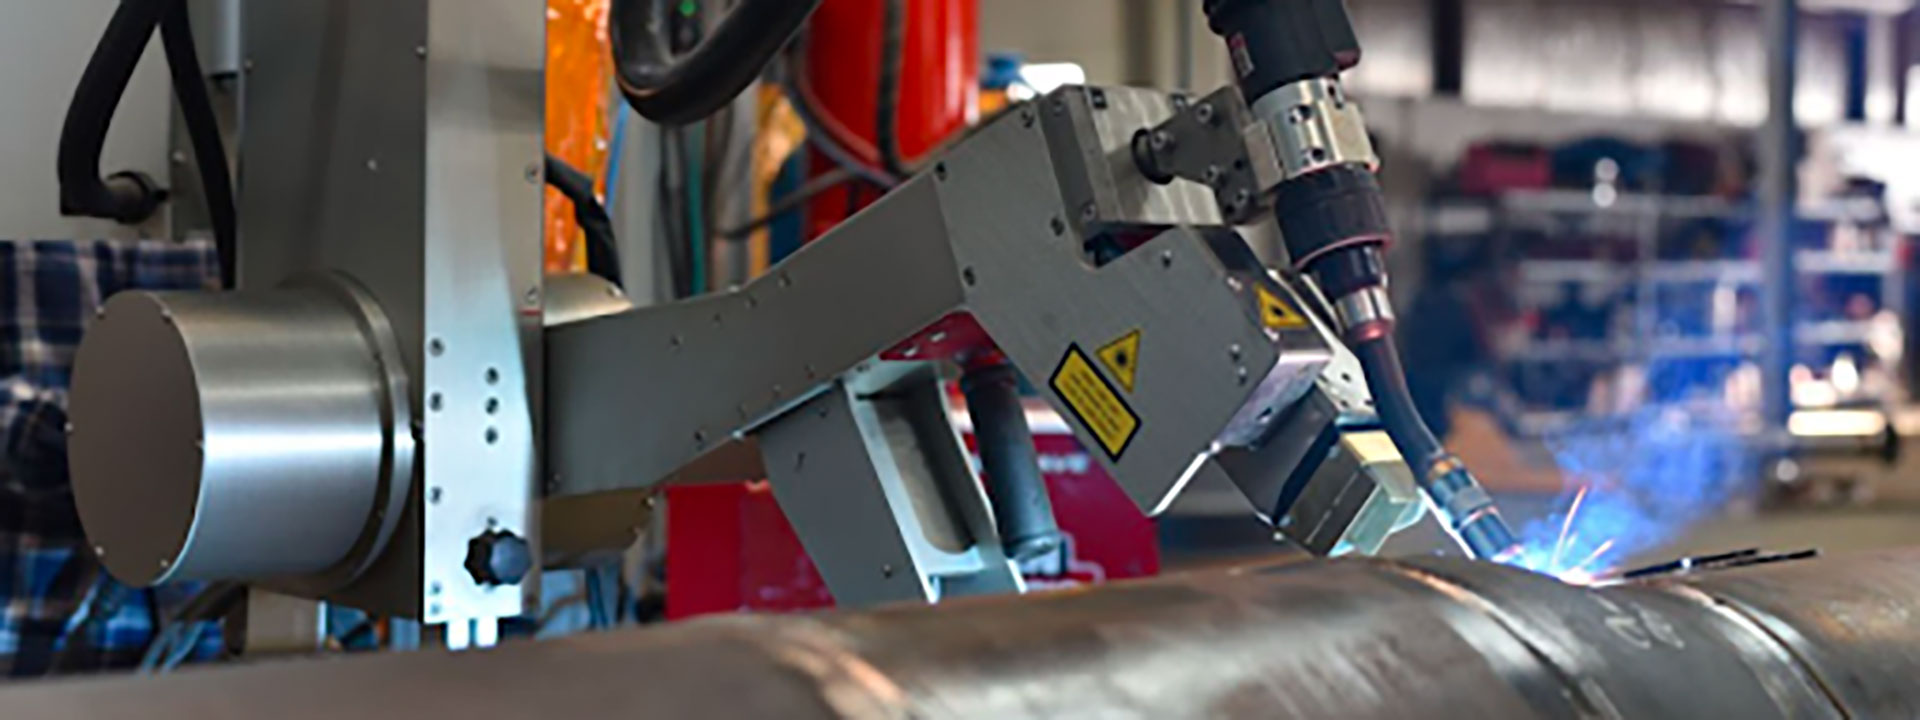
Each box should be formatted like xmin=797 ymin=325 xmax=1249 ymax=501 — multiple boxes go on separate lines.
xmin=1095 ymin=329 xmax=1143 ymax=393
xmin=1257 ymin=285 xmax=1309 ymax=330
xmin=1050 ymin=345 xmax=1140 ymax=460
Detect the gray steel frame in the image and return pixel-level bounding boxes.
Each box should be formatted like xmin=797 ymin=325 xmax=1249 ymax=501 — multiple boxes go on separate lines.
xmin=238 ymin=0 xmax=544 ymax=627
xmin=548 ymin=90 xmax=1340 ymax=604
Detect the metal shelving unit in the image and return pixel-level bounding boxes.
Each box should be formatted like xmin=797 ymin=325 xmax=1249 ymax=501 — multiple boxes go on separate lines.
xmin=1430 ymin=187 xmax=1908 ymax=438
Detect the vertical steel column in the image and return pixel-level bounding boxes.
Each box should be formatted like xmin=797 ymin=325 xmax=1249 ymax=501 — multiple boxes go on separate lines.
xmin=1176 ymin=0 xmax=1197 ymax=91
xmin=1761 ymin=0 xmax=1799 ymax=433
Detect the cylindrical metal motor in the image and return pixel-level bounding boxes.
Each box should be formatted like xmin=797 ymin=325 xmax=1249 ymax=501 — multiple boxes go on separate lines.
xmin=67 ymin=276 xmax=411 ymax=589
xmin=9 ymin=548 xmax=1920 ymax=718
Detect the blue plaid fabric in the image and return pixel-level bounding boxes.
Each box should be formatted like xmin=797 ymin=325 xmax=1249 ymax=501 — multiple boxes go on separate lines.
xmin=1 ymin=240 xmax=225 ymax=676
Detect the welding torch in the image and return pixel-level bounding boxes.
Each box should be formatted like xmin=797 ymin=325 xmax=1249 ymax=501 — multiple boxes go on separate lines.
xmin=1188 ymin=0 xmax=1521 ymax=560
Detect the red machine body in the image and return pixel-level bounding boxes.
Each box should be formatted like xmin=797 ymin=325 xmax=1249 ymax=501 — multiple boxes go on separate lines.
xmin=665 ymin=0 xmax=1158 ymax=619
xmin=667 ymin=415 xmax=1160 ymax=619
xmin=800 ymin=0 xmax=979 ymax=240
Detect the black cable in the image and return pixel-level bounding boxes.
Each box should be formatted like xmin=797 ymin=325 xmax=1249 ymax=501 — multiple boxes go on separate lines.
xmin=780 ymin=76 xmax=900 ymax=188
xmin=874 ymin=0 xmax=910 ymax=177
xmin=159 ymin=0 xmax=237 ymax=288
xmin=1353 ymin=332 xmax=1519 ymax=559
xmin=717 ymin=166 xmax=859 ymax=240
xmin=544 ymin=153 xmax=623 ymax=290
xmin=657 ymin=127 xmax=693 ymax=298
xmin=1351 ymin=334 xmax=1443 ymax=468
xmin=57 ymin=0 xmax=169 ymax=225
xmin=611 ymin=0 xmax=823 ymax=125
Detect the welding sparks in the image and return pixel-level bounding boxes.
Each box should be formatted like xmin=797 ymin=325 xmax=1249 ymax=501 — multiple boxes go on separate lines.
xmin=1504 ymin=373 xmax=1751 ymax=585
xmin=1566 ymin=538 xmax=1616 ymax=577
xmin=1545 ymin=490 xmax=1615 ymax=584
xmin=1548 ymin=485 xmax=1589 ymax=573
xmin=1509 ymin=484 xmax=1617 ymax=585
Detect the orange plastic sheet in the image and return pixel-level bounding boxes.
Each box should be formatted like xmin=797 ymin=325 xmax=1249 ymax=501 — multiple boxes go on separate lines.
xmin=544 ymin=0 xmax=613 ymax=273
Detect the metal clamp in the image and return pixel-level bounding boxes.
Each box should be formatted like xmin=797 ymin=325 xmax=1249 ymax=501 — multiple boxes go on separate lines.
xmin=1249 ymin=77 xmax=1378 ymax=182
xmin=1130 ymin=86 xmax=1272 ymax=224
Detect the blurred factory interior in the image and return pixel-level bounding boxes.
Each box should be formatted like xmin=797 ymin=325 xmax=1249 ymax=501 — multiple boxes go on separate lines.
xmin=4 ymin=0 xmax=1920 ymax=717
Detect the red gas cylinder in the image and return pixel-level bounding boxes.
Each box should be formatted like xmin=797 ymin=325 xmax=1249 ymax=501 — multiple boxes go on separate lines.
xmin=799 ymin=0 xmax=979 ymax=240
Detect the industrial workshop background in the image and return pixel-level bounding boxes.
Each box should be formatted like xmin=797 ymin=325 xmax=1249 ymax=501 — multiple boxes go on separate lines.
xmin=1 ymin=0 xmax=1920 ymax=718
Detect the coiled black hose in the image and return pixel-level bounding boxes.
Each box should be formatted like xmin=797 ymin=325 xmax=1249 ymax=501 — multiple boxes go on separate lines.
xmin=611 ymin=0 xmax=823 ymax=125
xmin=59 ymin=0 xmax=238 ymax=288
xmin=544 ymin=154 xmax=623 ymax=290
xmin=57 ymin=0 xmax=168 ymax=225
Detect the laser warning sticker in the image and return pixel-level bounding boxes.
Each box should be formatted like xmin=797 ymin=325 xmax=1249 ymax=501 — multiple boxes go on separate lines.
xmin=1257 ymin=285 xmax=1309 ymax=330
xmin=1095 ymin=329 xmax=1142 ymax=393
xmin=1050 ymin=344 xmax=1140 ymax=460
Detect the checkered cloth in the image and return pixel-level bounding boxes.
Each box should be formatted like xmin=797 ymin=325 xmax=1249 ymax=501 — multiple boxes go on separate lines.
xmin=1 ymin=239 xmax=225 ymax=676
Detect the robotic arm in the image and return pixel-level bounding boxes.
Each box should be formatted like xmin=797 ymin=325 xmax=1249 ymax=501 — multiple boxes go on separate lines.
xmin=61 ymin=0 xmax=1511 ymax=631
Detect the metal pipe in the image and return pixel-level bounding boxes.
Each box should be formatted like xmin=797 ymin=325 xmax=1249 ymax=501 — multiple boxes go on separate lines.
xmin=1761 ymin=0 xmax=1799 ymax=431
xmin=10 ymin=548 xmax=1920 ymax=718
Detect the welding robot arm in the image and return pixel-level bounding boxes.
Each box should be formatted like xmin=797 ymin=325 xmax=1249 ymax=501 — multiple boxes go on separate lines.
xmin=58 ymin=0 xmax=1472 ymax=625
xmin=1136 ymin=0 xmax=1521 ymax=560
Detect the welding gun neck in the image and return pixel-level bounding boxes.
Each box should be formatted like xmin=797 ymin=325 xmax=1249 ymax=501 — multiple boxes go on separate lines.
xmin=1204 ymin=0 xmax=1361 ymax=101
